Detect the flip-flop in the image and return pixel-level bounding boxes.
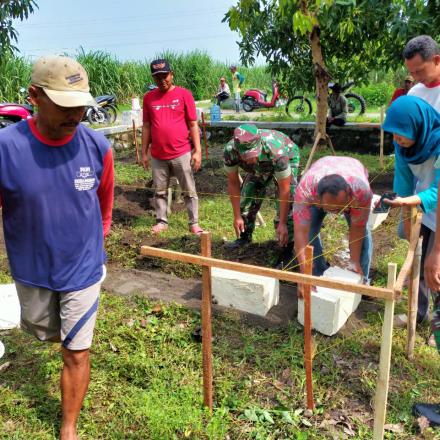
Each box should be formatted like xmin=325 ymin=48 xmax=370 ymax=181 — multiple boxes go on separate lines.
xmin=190 ymin=224 xmax=203 ymax=235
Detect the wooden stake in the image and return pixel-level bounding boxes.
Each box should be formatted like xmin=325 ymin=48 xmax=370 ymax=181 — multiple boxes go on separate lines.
xmin=394 ymin=212 xmax=422 ymax=296
xmin=201 ymin=112 xmax=209 ymax=160
xmin=406 ymin=237 xmax=423 ymax=360
xmin=379 ymin=107 xmax=384 ymax=168
xmin=201 ymin=232 xmax=213 ymax=413
xmin=303 ymin=245 xmax=314 ymax=410
xmin=132 ymin=120 xmax=140 ymax=164
xmin=238 ymin=174 xmax=265 ymax=227
xmin=303 ymin=132 xmax=322 ymax=175
xmin=372 ymin=262 xmax=397 ymax=440
xmin=405 ymin=206 xmax=419 ymax=354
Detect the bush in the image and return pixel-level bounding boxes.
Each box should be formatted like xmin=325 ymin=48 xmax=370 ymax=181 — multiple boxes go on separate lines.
xmin=353 ymin=82 xmax=394 ymax=107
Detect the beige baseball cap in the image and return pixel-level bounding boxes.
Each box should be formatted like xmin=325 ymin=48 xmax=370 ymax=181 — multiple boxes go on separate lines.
xmin=31 ymin=55 xmax=97 ymax=107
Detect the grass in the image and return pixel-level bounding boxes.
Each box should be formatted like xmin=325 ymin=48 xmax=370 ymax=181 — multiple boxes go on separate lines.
xmin=1 ymin=150 xmax=438 ymax=439
xmin=1 ymin=292 xmax=438 ymax=439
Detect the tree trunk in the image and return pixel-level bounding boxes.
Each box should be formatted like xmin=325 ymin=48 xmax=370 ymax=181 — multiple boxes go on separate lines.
xmin=309 ymin=25 xmax=331 ymax=142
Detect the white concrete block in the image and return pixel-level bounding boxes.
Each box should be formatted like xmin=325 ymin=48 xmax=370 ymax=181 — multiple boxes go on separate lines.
xmin=298 ymin=266 xmax=362 ymax=336
xmin=211 ymin=268 xmax=279 ymax=316
xmin=367 ymin=194 xmax=389 ymax=231
xmin=0 ymin=284 xmax=20 ymax=330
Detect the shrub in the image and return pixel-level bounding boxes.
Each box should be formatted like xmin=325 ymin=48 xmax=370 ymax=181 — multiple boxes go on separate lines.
xmin=352 ymin=82 xmax=393 ymax=107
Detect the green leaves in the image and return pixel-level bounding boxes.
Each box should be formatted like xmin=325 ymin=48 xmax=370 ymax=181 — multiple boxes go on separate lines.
xmin=224 ymin=0 xmax=440 ymax=94
xmin=292 ymin=11 xmax=316 ymax=35
xmin=0 ymin=1 xmax=38 ymax=57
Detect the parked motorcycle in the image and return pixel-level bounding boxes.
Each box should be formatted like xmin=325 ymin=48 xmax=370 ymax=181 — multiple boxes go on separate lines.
xmin=84 ymin=105 xmax=110 ymax=125
xmin=0 ymin=88 xmax=34 ymax=128
xmin=94 ymin=94 xmax=117 ymax=124
xmin=241 ymin=81 xmax=283 ymax=112
xmin=285 ymin=81 xmax=366 ymax=118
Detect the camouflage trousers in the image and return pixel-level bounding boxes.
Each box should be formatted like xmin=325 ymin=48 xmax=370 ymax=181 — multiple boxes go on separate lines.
xmin=433 ymin=293 xmax=440 ymax=354
xmin=240 ymin=173 xmax=295 ymax=242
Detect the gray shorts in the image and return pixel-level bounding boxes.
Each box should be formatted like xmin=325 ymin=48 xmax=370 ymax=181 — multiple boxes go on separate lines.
xmin=15 ymin=278 xmax=102 ymax=350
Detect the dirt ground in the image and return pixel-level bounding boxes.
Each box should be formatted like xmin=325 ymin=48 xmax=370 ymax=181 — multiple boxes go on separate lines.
xmin=105 ymin=159 xmax=396 ymax=329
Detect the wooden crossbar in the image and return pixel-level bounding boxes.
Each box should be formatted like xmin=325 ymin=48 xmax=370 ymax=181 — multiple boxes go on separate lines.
xmin=140 ymin=246 xmax=394 ymax=300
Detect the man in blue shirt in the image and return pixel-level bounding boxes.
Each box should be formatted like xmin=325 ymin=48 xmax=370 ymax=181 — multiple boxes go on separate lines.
xmin=0 ymin=56 xmax=114 ymax=440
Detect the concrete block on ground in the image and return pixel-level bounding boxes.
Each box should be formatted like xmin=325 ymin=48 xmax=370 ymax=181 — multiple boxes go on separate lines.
xmin=298 ymin=266 xmax=363 ymax=336
xmin=367 ymin=194 xmax=389 ymax=231
xmin=0 ymin=284 xmax=20 ymax=330
xmin=211 ymin=268 xmax=279 ymax=316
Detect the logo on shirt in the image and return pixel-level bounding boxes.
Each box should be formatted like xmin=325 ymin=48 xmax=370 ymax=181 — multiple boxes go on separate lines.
xmin=152 ymin=99 xmax=180 ymax=111
xmin=74 ymin=167 xmax=95 ymax=191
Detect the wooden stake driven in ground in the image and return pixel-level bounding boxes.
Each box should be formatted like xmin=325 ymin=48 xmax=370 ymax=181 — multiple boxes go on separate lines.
xmin=303 ymin=245 xmax=314 ymax=410
xmin=372 ymin=262 xmax=397 ymax=440
xmin=406 ymin=237 xmax=423 ymax=360
xmin=405 ymin=206 xmax=420 ymax=358
xmin=132 ymin=120 xmax=140 ymax=164
xmin=201 ymin=232 xmax=213 ymax=412
xmin=201 ymin=112 xmax=209 ymax=160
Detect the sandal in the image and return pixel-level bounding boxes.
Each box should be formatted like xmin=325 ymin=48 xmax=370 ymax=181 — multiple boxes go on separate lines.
xmin=151 ymin=222 xmax=168 ymax=235
xmin=189 ymin=224 xmax=203 ymax=235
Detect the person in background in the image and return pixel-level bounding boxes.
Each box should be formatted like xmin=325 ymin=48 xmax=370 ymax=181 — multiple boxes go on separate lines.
xmin=388 ymin=75 xmax=414 ymax=106
xmin=327 ymin=83 xmax=348 ymax=127
xmin=405 ymin=35 xmax=440 ymax=109
xmin=0 ymin=55 xmax=114 ymax=440
xmin=141 ymin=58 xmax=203 ymax=235
xmin=382 ymin=95 xmax=440 ymax=326
xmin=230 ymin=65 xmax=245 ymax=113
xmin=215 ymin=77 xmax=230 ymax=105
xmin=224 ymin=124 xmax=300 ymax=268
xmin=293 ymin=156 xmax=373 ymax=296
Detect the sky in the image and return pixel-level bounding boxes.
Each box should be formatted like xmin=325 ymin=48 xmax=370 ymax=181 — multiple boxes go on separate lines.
xmin=12 ymin=0 xmax=245 ymax=63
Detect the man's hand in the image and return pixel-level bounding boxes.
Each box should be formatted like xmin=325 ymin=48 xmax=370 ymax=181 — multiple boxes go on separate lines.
xmin=233 ymin=216 xmax=245 ymax=238
xmin=425 ymin=249 xmax=440 ymax=291
xmin=276 ymin=223 xmax=289 ymax=247
xmin=191 ymin=150 xmax=202 ymax=172
xmin=142 ymin=153 xmax=150 ymax=170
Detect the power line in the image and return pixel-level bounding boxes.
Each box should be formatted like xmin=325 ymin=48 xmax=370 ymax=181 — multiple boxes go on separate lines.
xmin=22 ymin=33 xmax=238 ymax=54
xmin=18 ymin=7 xmax=228 ymax=29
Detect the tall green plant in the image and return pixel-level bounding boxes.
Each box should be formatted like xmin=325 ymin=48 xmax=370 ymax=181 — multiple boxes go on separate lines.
xmin=0 ymin=50 xmax=271 ymax=104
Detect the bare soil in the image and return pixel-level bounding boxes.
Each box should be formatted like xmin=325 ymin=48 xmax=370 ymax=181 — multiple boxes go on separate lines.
xmin=105 ymin=164 xmax=396 ymax=329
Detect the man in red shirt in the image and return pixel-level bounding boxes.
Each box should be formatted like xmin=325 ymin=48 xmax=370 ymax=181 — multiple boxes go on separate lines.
xmin=141 ymin=59 xmax=203 ymax=235
xmin=388 ymin=75 xmax=414 ymax=106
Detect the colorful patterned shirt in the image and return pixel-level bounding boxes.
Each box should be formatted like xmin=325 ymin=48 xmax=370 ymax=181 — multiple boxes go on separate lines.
xmin=293 ymin=156 xmax=372 ymax=226
xmin=223 ymin=129 xmax=300 ymax=182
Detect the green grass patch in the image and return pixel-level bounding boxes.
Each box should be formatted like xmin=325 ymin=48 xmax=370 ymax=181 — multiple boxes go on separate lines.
xmin=0 ymin=294 xmax=438 ymax=439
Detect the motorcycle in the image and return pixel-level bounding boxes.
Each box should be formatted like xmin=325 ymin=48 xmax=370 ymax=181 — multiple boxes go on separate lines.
xmin=285 ymin=81 xmax=367 ymax=117
xmin=94 ymin=94 xmax=118 ymax=124
xmin=0 ymin=88 xmax=34 ymax=128
xmin=83 ymin=94 xmax=118 ymax=125
xmin=241 ymin=81 xmax=283 ymax=112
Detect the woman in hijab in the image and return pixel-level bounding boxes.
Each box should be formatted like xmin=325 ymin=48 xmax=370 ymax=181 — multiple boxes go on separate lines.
xmin=382 ymin=94 xmax=440 ymax=329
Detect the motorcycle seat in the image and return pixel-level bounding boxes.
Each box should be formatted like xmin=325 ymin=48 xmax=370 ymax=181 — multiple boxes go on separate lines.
xmin=0 ymin=103 xmax=33 ymax=112
xmin=95 ymin=94 xmax=116 ymax=104
xmin=248 ymin=89 xmax=267 ymax=97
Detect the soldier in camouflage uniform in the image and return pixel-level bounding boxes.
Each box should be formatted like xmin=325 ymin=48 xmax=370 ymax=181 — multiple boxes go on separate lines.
xmin=223 ymin=124 xmax=300 ymax=264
